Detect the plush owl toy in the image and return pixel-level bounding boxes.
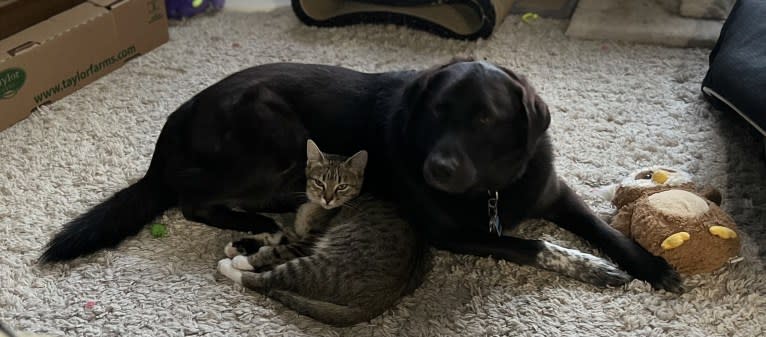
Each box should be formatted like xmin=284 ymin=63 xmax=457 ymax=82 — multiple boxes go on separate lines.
xmin=600 ymin=166 xmax=741 ymax=275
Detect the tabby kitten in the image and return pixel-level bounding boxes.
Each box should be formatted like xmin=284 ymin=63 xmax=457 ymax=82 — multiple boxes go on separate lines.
xmin=218 ymin=140 xmax=430 ymax=326
xmin=222 ymin=139 xmax=368 ymax=264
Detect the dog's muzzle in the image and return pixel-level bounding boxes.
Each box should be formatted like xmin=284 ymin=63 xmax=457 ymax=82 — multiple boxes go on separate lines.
xmin=423 ymin=153 xmax=477 ymax=194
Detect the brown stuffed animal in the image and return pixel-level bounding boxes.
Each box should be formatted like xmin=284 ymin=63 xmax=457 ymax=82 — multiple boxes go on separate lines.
xmin=600 ymin=166 xmax=741 ymax=275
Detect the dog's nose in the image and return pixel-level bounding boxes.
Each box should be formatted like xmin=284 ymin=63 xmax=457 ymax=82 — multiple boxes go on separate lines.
xmin=427 ymin=158 xmax=457 ymax=182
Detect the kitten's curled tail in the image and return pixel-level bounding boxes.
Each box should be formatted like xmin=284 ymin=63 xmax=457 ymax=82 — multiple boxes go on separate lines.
xmin=268 ymin=290 xmax=374 ymax=327
xmin=38 ymin=172 xmax=175 ymax=263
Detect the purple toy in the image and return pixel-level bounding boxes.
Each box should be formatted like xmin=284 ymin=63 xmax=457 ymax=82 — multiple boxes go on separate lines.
xmin=165 ymin=0 xmax=225 ymax=20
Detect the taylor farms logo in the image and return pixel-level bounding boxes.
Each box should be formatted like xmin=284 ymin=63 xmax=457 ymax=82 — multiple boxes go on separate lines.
xmin=0 ymin=68 xmax=26 ymax=99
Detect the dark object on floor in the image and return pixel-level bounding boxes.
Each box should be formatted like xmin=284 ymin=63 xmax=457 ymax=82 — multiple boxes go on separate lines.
xmin=39 ymin=59 xmax=682 ymax=293
xmin=290 ymin=0 xmax=515 ymax=40
xmin=702 ymin=0 xmax=766 ymax=136
xmin=165 ymin=0 xmax=225 ymax=20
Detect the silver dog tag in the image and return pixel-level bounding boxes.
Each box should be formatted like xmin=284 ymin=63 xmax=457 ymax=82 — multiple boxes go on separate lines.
xmin=488 ymin=190 xmax=502 ymax=236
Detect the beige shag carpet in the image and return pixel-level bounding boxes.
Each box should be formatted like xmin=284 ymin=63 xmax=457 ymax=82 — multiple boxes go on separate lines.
xmin=1 ymin=7 xmax=765 ymax=337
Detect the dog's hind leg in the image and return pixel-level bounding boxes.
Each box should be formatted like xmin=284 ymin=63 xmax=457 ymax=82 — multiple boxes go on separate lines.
xmin=181 ymin=203 xmax=281 ymax=233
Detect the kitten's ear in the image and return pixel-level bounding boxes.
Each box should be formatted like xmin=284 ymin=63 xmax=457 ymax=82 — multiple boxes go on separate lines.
xmin=345 ymin=150 xmax=368 ymax=172
xmin=306 ymin=139 xmax=325 ymax=162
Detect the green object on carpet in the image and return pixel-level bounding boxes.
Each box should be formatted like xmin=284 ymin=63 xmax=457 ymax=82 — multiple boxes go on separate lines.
xmin=510 ymin=0 xmax=578 ymax=18
xmin=150 ymin=223 xmax=167 ymax=238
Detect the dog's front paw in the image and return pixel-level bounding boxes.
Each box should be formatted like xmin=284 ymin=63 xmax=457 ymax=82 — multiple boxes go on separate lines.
xmin=580 ymin=259 xmax=632 ymax=287
xmin=632 ymin=255 xmax=685 ymax=294
xmin=537 ymin=242 xmax=632 ymax=288
xmin=217 ymin=258 xmax=242 ymax=284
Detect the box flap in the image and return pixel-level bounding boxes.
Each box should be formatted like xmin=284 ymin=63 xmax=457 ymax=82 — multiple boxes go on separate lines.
xmin=89 ymin=0 xmax=124 ymax=8
xmin=0 ymin=3 xmax=107 ymax=62
xmin=0 ymin=20 xmax=61 ymax=59
xmin=0 ymin=0 xmax=86 ymax=40
xmin=50 ymin=1 xmax=107 ymax=25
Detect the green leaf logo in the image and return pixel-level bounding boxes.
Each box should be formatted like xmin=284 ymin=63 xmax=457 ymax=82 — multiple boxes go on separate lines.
xmin=0 ymin=67 xmax=26 ymax=100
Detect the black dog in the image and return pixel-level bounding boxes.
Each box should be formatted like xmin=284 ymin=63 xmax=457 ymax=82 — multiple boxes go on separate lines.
xmin=40 ymin=59 xmax=682 ymax=292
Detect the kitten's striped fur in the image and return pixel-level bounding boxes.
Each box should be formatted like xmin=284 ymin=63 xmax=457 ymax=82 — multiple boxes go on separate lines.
xmin=219 ymin=140 xmax=430 ymax=326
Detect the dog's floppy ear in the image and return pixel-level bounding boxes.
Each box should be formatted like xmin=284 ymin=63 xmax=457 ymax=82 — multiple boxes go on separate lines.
xmin=401 ymin=62 xmax=455 ymax=136
xmin=500 ymin=67 xmax=551 ymax=152
xmin=403 ymin=57 xmax=475 ymax=112
xmin=402 ymin=71 xmax=432 ymax=113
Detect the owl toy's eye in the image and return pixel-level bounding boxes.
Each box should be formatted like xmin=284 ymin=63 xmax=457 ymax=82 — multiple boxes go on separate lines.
xmin=635 ymin=170 xmax=654 ymax=180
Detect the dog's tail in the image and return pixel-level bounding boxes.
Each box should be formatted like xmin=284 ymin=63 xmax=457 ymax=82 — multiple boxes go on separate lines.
xmin=38 ymin=171 xmax=175 ymax=263
xmin=38 ymin=116 xmax=183 ymax=263
xmin=268 ymin=290 xmax=374 ymax=327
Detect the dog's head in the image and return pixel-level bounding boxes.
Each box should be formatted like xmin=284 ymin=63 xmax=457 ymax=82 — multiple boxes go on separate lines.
xmin=402 ymin=59 xmax=550 ymax=194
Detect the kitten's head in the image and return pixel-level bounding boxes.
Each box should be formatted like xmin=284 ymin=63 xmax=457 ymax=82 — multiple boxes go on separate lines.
xmin=305 ymin=139 xmax=368 ymax=209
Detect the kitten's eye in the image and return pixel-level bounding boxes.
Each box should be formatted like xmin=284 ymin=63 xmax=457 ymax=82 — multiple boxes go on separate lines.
xmin=312 ymin=179 xmax=325 ymax=188
xmin=479 ymin=116 xmax=493 ymax=125
xmin=336 ymin=184 xmax=349 ymax=191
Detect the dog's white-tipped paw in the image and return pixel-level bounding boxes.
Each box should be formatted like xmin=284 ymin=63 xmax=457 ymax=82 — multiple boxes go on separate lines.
xmin=232 ymin=255 xmax=255 ymax=271
xmin=217 ymin=258 xmax=242 ymax=284
xmin=224 ymin=242 xmax=239 ymax=258
xmin=538 ymin=242 xmax=632 ymax=287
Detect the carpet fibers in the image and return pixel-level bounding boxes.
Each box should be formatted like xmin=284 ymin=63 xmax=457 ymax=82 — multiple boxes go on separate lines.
xmin=1 ymin=8 xmax=765 ymax=337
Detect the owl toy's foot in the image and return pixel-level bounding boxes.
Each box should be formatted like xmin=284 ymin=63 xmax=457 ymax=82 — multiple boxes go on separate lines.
xmin=661 ymin=232 xmax=690 ymax=250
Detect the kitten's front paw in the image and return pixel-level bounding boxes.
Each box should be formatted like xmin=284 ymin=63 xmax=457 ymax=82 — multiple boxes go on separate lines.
xmin=217 ymin=258 xmax=243 ymax=284
xmin=224 ymin=242 xmax=239 ymax=258
xmin=232 ymin=255 xmax=255 ymax=271
xmin=224 ymin=238 xmax=263 ymax=257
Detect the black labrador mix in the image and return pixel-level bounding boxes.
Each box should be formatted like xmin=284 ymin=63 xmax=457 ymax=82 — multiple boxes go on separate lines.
xmin=39 ymin=59 xmax=682 ymax=292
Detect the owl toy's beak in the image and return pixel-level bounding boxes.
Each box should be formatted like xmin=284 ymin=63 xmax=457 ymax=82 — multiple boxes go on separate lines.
xmin=652 ymin=170 xmax=671 ymax=184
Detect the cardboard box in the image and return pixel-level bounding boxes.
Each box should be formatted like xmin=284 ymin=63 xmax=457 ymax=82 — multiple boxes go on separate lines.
xmin=0 ymin=0 xmax=169 ymax=131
